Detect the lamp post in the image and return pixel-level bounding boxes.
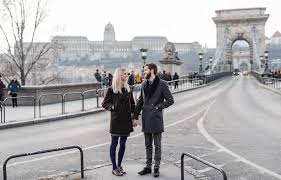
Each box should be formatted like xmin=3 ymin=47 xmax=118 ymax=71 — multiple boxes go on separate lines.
xmin=139 ymin=48 xmax=148 ymax=76
xmin=198 ymin=52 xmax=203 ymax=74
xmin=209 ymin=57 xmax=213 ymax=73
xmin=260 ymin=55 xmax=264 ymax=69
xmin=264 ymin=50 xmax=270 ymax=76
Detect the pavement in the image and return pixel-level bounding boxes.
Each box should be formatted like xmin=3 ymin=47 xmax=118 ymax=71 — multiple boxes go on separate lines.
xmin=52 ymin=160 xmax=195 ymax=180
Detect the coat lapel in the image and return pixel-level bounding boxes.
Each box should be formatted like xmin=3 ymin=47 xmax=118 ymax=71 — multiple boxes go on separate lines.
xmin=147 ymin=76 xmax=160 ymax=100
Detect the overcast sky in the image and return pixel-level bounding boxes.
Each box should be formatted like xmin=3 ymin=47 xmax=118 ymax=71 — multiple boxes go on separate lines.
xmin=35 ymin=0 xmax=281 ymax=48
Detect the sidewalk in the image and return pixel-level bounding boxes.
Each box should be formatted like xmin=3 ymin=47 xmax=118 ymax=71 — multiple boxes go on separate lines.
xmin=53 ymin=160 xmax=196 ymax=180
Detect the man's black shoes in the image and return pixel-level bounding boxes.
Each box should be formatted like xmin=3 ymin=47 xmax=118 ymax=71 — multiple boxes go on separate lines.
xmin=138 ymin=167 xmax=152 ymax=175
xmin=154 ymin=169 xmax=160 ymax=177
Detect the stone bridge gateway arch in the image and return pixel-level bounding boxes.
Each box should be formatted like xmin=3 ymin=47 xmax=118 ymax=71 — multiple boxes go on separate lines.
xmin=212 ymin=8 xmax=269 ymax=73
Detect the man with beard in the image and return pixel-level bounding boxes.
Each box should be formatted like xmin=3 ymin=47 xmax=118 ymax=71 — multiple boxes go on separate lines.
xmin=133 ymin=63 xmax=174 ymax=178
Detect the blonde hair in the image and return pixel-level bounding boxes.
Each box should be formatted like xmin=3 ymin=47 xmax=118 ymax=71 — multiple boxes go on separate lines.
xmin=112 ymin=68 xmax=130 ymax=94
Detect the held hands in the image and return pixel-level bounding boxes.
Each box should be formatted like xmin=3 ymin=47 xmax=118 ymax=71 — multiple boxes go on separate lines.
xmin=132 ymin=119 xmax=139 ymax=127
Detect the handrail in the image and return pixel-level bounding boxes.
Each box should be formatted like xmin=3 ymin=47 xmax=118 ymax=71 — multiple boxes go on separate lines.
xmin=3 ymin=146 xmax=84 ymax=180
xmin=63 ymin=92 xmax=83 ymax=113
xmin=3 ymin=96 xmax=36 ymax=123
xmin=39 ymin=93 xmax=64 ymax=118
xmin=0 ymin=101 xmax=3 ymax=123
xmin=81 ymin=89 xmax=97 ymax=111
xmin=181 ymin=153 xmax=227 ymax=180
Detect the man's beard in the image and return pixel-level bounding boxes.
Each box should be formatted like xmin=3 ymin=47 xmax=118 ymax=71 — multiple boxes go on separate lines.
xmin=145 ymin=72 xmax=151 ymax=79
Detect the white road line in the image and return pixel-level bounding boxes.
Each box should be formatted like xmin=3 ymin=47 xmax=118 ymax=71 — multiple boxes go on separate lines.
xmin=3 ymin=108 xmax=206 ymax=168
xmin=197 ymin=100 xmax=281 ymax=179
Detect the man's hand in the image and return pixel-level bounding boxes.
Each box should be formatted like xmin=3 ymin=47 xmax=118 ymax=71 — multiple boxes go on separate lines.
xmin=132 ymin=119 xmax=139 ymax=127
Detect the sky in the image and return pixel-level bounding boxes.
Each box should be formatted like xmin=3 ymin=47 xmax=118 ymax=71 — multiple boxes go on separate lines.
xmin=8 ymin=0 xmax=281 ymax=48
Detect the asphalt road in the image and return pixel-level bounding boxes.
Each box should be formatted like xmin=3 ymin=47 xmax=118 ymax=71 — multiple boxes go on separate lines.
xmin=0 ymin=75 xmax=280 ymax=180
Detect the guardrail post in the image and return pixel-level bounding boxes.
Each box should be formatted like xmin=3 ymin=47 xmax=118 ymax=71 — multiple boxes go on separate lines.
xmin=3 ymin=146 xmax=84 ymax=180
xmin=33 ymin=97 xmax=36 ymax=119
xmin=81 ymin=92 xmax=85 ymax=111
xmin=0 ymin=102 xmax=2 ymax=123
xmin=181 ymin=153 xmax=227 ymax=180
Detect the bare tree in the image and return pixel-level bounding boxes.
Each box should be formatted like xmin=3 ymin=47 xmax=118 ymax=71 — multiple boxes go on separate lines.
xmin=0 ymin=0 xmax=53 ymax=85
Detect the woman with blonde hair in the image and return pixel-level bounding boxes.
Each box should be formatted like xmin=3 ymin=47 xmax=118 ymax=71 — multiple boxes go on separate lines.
xmin=102 ymin=68 xmax=136 ymax=176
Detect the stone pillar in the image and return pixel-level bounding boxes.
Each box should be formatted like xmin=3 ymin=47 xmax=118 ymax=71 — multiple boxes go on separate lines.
xmin=159 ymin=42 xmax=183 ymax=75
xmin=159 ymin=60 xmax=182 ymax=75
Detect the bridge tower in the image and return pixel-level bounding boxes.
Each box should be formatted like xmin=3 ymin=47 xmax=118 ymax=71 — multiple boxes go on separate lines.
xmin=211 ymin=8 xmax=269 ymax=74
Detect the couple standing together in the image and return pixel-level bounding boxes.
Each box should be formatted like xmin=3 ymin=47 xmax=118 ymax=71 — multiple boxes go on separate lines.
xmin=102 ymin=63 xmax=174 ymax=177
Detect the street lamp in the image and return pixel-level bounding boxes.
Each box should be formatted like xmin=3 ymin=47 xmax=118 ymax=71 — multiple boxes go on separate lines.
xmin=198 ymin=52 xmax=203 ymax=74
xmin=260 ymin=55 xmax=264 ymax=68
xmin=139 ymin=48 xmax=148 ymax=75
xmin=209 ymin=57 xmax=213 ymax=72
xmin=264 ymin=50 xmax=270 ymax=76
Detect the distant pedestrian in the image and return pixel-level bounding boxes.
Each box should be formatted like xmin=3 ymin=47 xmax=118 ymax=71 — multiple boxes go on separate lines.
xmin=135 ymin=72 xmax=142 ymax=84
xmin=8 ymin=75 xmax=21 ymax=107
xmin=0 ymin=75 xmax=6 ymax=101
xmin=101 ymin=71 xmax=108 ymax=87
xmin=102 ymin=68 xmax=136 ymax=176
xmin=167 ymin=72 xmax=172 ymax=81
xmin=128 ymin=72 xmax=135 ymax=87
xmin=94 ymin=69 xmax=101 ymax=83
xmin=173 ymin=72 xmax=179 ymax=89
xmin=108 ymin=73 xmax=113 ymax=87
xmin=160 ymin=70 xmax=167 ymax=81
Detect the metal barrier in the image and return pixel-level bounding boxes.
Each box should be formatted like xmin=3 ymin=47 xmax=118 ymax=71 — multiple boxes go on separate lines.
xmin=81 ymin=89 xmax=97 ymax=111
xmin=63 ymin=92 xmax=83 ymax=114
xmin=3 ymin=146 xmax=84 ymax=180
xmin=204 ymin=72 xmax=232 ymax=84
xmin=181 ymin=153 xmax=227 ymax=180
xmin=2 ymin=96 xmax=36 ymax=123
xmin=166 ymin=78 xmax=202 ymax=93
xmin=251 ymin=71 xmax=265 ymax=84
xmin=272 ymin=78 xmax=281 ymax=89
xmin=0 ymin=101 xmax=3 ymax=123
xmin=39 ymin=93 xmax=64 ymax=118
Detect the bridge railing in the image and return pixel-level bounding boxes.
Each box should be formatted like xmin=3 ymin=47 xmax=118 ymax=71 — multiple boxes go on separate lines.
xmin=181 ymin=152 xmax=227 ymax=180
xmin=3 ymin=146 xmax=84 ymax=180
xmin=0 ymin=101 xmax=3 ymax=123
xmin=204 ymin=72 xmax=232 ymax=84
xmin=2 ymin=96 xmax=36 ymax=123
xmin=39 ymin=93 xmax=64 ymax=118
xmin=251 ymin=71 xmax=265 ymax=84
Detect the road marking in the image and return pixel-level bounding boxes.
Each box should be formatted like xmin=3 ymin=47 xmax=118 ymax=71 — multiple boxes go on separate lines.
xmin=4 ymin=108 xmax=206 ymax=168
xmin=197 ymin=100 xmax=281 ymax=179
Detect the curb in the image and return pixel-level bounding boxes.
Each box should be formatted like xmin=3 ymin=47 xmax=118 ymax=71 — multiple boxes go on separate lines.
xmin=0 ymin=108 xmax=104 ymax=130
xmin=0 ymin=79 xmax=223 ymax=130
xmin=257 ymin=82 xmax=281 ymax=96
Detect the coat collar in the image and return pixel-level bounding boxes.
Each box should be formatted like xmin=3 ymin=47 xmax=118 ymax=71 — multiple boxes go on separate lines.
xmin=144 ymin=76 xmax=160 ymax=100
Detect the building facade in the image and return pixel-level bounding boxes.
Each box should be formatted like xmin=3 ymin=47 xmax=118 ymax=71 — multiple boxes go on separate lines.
xmin=50 ymin=22 xmax=202 ymax=62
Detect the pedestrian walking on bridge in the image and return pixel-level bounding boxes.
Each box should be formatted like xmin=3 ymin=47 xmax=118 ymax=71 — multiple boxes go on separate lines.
xmin=8 ymin=76 xmax=21 ymax=107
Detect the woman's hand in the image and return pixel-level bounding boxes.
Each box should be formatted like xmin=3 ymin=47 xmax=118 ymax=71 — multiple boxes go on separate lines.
xmin=132 ymin=119 xmax=138 ymax=127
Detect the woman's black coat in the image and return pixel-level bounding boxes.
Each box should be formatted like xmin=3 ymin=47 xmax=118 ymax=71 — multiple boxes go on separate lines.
xmin=102 ymin=87 xmax=135 ymax=134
